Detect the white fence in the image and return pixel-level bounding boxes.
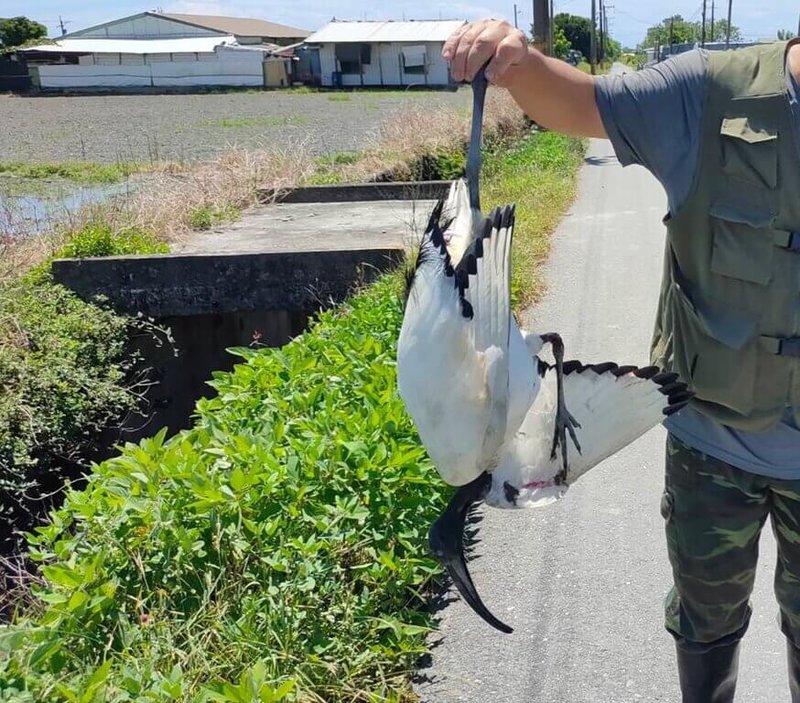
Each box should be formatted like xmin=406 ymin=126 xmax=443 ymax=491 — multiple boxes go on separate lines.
xmin=36 ymin=52 xmax=264 ymax=89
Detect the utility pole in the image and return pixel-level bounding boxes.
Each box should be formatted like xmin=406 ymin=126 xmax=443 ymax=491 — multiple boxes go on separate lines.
xmin=513 ymin=3 xmax=519 ymax=29
xmin=701 ymin=0 xmax=707 ymax=47
xmin=58 ymin=15 xmax=70 ymax=36
xmin=598 ymin=1 xmax=605 ymax=64
xmin=668 ymin=16 xmax=675 ymax=57
xmin=710 ymin=0 xmax=715 ymax=42
xmin=548 ymin=0 xmax=554 ymax=56
xmin=532 ymin=0 xmax=551 ymax=54
xmin=726 ymin=0 xmax=733 ymax=48
xmin=590 ymin=0 xmax=597 ymax=74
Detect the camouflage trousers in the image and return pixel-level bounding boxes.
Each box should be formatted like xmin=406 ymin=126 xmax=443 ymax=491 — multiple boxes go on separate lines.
xmin=663 ymin=434 xmax=800 ymax=651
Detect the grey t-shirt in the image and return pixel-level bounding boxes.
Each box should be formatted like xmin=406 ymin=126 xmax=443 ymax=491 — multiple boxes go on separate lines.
xmin=595 ymin=50 xmax=800 ymax=479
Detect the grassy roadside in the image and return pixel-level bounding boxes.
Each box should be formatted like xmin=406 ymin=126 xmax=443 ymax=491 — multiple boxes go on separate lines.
xmin=483 ymin=130 xmax=586 ymax=308
xmin=0 ymin=129 xmax=586 ymax=702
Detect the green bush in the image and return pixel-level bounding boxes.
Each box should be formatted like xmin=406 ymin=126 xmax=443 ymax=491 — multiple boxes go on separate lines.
xmin=0 ymin=275 xmax=448 ymax=702
xmin=0 ymin=280 xmax=148 ymax=553
xmin=55 ymin=223 xmax=168 ymax=259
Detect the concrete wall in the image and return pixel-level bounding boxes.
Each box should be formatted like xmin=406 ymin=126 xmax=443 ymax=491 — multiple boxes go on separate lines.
xmin=69 ymin=14 xmax=219 ymax=39
xmin=37 ymin=50 xmax=265 ymax=88
xmin=316 ymin=41 xmax=452 ymax=87
xmin=53 ymin=246 xmax=403 ymax=439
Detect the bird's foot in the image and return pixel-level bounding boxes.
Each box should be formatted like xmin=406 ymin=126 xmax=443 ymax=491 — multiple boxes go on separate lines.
xmin=550 ymin=400 xmax=582 ymax=485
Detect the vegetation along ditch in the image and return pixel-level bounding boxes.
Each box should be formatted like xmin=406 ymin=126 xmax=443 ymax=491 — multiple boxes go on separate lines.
xmin=0 ymin=90 xmax=585 ymax=701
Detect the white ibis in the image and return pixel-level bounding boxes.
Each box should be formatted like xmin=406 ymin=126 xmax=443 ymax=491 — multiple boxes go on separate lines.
xmin=396 ymin=69 xmax=692 ymax=634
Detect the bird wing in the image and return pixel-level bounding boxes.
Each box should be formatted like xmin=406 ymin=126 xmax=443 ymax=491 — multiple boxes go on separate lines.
xmin=488 ymin=361 xmax=692 ymax=507
xmin=398 ymin=200 xmax=524 ymax=486
xmin=441 ymin=178 xmax=479 ymax=267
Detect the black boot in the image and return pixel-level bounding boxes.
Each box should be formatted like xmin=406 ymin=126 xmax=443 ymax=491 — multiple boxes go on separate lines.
xmin=788 ymin=640 xmax=800 ymax=703
xmin=675 ymin=640 xmax=740 ymax=703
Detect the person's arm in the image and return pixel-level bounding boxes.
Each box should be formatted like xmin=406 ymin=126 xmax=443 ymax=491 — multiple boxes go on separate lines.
xmin=443 ymin=19 xmax=606 ymax=138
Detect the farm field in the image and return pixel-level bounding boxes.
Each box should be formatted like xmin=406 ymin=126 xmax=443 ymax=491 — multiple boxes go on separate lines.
xmin=0 ymin=89 xmax=470 ymax=163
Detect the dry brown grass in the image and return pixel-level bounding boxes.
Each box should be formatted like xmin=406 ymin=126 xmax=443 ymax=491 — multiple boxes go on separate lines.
xmin=337 ymin=88 xmax=526 ymax=182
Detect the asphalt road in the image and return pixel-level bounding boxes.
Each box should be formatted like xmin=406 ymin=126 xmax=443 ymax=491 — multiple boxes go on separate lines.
xmin=415 ymin=138 xmax=788 ymax=702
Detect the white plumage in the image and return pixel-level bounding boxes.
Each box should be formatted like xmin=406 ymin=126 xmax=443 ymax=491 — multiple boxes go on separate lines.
xmin=398 ymin=179 xmax=691 ymax=508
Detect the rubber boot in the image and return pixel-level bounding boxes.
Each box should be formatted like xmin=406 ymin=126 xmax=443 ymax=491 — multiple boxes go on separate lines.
xmin=788 ymin=640 xmax=800 ymax=703
xmin=675 ymin=640 xmax=740 ymax=703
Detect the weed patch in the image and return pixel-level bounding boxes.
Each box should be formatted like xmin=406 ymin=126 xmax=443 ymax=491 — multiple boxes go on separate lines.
xmin=54 ymin=223 xmax=169 ymax=259
xmin=203 ymin=116 xmax=309 ymax=128
xmin=0 ymin=279 xmax=152 ymax=557
xmin=0 ymin=162 xmax=139 ymax=184
xmin=187 ymin=205 xmax=241 ymax=231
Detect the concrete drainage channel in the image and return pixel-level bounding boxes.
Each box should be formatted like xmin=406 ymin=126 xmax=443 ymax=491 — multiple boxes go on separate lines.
xmin=51 ymin=180 xmax=451 ymax=443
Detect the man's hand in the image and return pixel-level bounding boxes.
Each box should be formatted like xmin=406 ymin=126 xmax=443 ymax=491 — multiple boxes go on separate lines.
xmin=442 ymin=19 xmax=527 ymax=86
xmin=442 ymin=18 xmax=607 ymax=139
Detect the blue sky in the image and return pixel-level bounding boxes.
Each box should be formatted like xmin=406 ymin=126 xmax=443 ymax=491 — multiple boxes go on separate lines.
xmin=7 ymin=0 xmax=799 ymax=49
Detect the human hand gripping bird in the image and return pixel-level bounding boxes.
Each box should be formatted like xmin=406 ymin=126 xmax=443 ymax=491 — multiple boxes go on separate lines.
xmin=396 ymin=68 xmax=693 ymax=634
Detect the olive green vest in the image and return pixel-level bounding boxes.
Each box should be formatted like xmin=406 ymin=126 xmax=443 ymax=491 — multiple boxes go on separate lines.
xmin=651 ymin=40 xmax=800 ymax=431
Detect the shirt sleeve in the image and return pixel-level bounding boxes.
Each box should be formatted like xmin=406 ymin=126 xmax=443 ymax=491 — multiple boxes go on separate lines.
xmin=594 ymin=51 xmax=709 ymax=213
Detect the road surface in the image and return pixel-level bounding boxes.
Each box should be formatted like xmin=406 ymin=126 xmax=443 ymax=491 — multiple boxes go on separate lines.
xmin=415 ymin=138 xmax=787 ymax=702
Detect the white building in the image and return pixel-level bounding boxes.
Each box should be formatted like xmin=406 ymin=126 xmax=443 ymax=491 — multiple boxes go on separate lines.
xmin=303 ymin=20 xmax=466 ymax=88
xmin=21 ymin=12 xmax=310 ymax=90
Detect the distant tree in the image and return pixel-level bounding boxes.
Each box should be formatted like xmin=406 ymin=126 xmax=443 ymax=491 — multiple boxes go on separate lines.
xmin=605 ymin=37 xmax=622 ymax=61
xmin=553 ymin=13 xmax=593 ymax=60
xmin=0 ymin=16 xmax=47 ymax=49
xmin=639 ymin=15 xmax=741 ymax=49
xmin=706 ymin=19 xmax=742 ymax=42
xmin=778 ymin=29 xmax=797 ymax=40
xmin=553 ymin=25 xmax=571 ymax=59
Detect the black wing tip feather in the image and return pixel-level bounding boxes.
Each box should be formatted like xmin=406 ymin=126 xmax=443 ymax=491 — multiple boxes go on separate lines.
xmin=560 ymin=359 xmax=695 ymax=415
xmin=452 ymin=201 xmax=516 ymax=319
xmin=403 ymin=197 xmax=457 ymax=305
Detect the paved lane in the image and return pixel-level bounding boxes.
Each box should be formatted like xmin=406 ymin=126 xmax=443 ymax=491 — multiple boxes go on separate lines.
xmin=416 ymin=138 xmax=786 ymax=703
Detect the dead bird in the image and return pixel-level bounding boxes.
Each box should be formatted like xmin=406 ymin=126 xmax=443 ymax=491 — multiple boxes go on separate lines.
xmin=396 ymin=68 xmax=692 ymax=634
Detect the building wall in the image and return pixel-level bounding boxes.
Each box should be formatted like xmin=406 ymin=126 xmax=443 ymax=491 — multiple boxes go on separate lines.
xmin=68 ymin=14 xmax=219 ymax=40
xmin=315 ymin=41 xmax=452 ymax=87
xmin=37 ymin=50 xmax=265 ymax=89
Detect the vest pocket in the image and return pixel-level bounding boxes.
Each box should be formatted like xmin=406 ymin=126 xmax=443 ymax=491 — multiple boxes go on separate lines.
xmin=720 ymin=116 xmax=778 ymax=189
xmin=669 ymin=282 xmax=757 ymax=414
xmin=709 ymin=203 xmax=775 ymax=285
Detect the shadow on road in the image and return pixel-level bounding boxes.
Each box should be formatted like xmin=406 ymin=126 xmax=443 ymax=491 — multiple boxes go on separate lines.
xmin=584 ymin=154 xmax=617 ymax=167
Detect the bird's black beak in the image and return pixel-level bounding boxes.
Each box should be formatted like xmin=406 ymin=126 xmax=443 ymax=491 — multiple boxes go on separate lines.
xmin=428 ymin=472 xmax=514 ymax=634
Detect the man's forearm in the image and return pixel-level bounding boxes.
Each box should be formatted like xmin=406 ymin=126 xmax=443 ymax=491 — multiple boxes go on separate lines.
xmin=504 ymin=49 xmax=608 ymax=139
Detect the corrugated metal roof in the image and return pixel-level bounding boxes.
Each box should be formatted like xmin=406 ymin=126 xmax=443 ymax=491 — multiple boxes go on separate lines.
xmin=159 ymin=13 xmax=310 ymax=39
xmin=21 ymin=36 xmax=237 ymax=54
xmin=305 ymin=20 xmax=466 ymax=44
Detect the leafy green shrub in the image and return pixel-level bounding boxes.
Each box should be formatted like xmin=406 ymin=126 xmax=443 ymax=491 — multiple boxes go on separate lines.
xmin=55 ymin=223 xmax=168 ymax=259
xmin=0 ymin=280 xmax=148 ymax=554
xmin=0 ymin=276 xmax=447 ymax=701
xmin=187 ymin=205 xmax=241 ymax=231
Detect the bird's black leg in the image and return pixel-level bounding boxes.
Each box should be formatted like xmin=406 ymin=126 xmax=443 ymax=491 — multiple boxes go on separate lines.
xmin=540 ymin=332 xmax=581 ymax=484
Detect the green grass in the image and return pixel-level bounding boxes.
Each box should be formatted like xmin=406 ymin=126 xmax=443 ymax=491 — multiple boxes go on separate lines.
xmin=327 ymin=94 xmax=352 ymax=102
xmin=187 ymin=205 xmax=241 ymax=230
xmin=483 ymin=130 xmax=586 ymax=307
xmin=54 ymin=222 xmax=169 ymax=259
xmin=202 ymin=116 xmax=310 ymax=128
xmin=304 ymin=151 xmax=363 ymax=185
xmin=0 ymin=162 xmax=139 ymax=184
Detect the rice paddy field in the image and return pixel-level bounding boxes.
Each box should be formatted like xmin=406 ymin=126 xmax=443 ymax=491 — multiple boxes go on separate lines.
xmin=0 ymin=89 xmax=470 ymax=163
